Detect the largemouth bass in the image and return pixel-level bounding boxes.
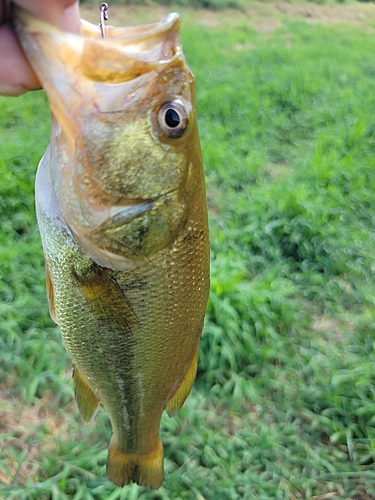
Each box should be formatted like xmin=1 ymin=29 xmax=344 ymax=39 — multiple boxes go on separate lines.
xmin=14 ymin=7 xmax=209 ymax=489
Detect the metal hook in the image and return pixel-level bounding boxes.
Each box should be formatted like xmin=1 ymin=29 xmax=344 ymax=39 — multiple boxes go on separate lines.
xmin=99 ymin=3 xmax=109 ymax=39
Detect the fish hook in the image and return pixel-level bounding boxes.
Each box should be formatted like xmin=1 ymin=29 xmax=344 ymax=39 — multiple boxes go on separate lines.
xmin=99 ymin=2 xmax=109 ymax=39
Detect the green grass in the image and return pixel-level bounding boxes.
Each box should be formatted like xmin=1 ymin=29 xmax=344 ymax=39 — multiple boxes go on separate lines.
xmin=2 ymin=3 xmax=375 ymax=499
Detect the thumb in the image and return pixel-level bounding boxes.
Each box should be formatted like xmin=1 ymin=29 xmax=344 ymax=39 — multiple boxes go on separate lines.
xmin=0 ymin=1 xmax=81 ymax=96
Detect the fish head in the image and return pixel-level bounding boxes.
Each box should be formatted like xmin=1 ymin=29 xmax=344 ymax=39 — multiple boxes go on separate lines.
xmin=15 ymin=9 xmax=202 ymax=270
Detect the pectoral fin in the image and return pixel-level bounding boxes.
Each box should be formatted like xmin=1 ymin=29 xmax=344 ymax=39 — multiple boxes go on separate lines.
xmin=166 ymin=348 xmax=198 ymax=417
xmin=45 ymin=261 xmax=57 ymax=324
xmin=73 ymin=364 xmax=100 ymax=423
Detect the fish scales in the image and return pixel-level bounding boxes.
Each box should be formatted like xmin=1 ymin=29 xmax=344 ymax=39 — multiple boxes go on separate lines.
xmin=15 ymin=6 xmax=210 ymax=490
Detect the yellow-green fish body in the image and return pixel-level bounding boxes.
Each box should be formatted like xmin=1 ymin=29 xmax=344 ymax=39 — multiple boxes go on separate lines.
xmin=15 ymin=8 xmax=209 ymax=489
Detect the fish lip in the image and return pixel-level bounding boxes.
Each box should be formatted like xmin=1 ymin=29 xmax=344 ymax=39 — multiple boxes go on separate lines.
xmin=14 ymin=6 xmax=182 ymax=81
xmin=14 ymin=5 xmax=180 ymax=44
xmin=81 ymin=13 xmax=180 ymax=42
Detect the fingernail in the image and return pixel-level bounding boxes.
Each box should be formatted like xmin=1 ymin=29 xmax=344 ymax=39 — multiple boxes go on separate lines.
xmin=0 ymin=84 xmax=27 ymax=97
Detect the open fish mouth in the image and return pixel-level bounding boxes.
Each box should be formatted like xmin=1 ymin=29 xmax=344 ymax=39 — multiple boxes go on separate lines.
xmin=81 ymin=12 xmax=181 ymax=61
xmin=80 ymin=12 xmax=182 ymax=83
xmin=14 ymin=7 xmax=182 ymax=84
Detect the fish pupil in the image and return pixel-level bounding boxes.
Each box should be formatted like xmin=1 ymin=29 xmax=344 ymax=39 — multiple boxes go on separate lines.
xmin=165 ymin=109 xmax=180 ymax=128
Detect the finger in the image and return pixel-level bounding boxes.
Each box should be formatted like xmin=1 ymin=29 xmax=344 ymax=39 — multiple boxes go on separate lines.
xmin=60 ymin=2 xmax=81 ymax=34
xmin=1 ymin=0 xmax=78 ymax=27
xmin=0 ymin=1 xmax=81 ymax=96
xmin=0 ymin=23 xmax=40 ymax=96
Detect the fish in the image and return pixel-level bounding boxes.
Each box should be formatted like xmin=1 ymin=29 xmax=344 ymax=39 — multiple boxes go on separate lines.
xmin=14 ymin=6 xmax=210 ymax=489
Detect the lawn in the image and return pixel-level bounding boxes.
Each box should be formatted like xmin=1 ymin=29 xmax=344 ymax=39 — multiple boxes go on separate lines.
xmin=2 ymin=2 xmax=375 ymax=499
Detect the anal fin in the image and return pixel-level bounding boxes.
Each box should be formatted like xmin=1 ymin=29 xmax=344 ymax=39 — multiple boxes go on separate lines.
xmin=166 ymin=348 xmax=198 ymax=417
xmin=107 ymin=438 xmax=164 ymax=489
xmin=73 ymin=364 xmax=100 ymax=423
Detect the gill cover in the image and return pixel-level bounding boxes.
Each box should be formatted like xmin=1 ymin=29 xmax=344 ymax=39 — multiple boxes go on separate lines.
xmin=14 ymin=7 xmax=197 ymax=270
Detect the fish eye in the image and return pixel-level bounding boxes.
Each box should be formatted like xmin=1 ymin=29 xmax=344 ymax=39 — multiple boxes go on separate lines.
xmin=157 ymin=101 xmax=189 ymax=138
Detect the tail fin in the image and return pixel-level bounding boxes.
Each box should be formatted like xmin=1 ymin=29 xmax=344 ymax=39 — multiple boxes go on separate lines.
xmin=107 ymin=438 xmax=164 ymax=489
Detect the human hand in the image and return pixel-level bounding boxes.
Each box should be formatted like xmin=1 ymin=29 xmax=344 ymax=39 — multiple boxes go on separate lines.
xmin=0 ymin=0 xmax=81 ymax=96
